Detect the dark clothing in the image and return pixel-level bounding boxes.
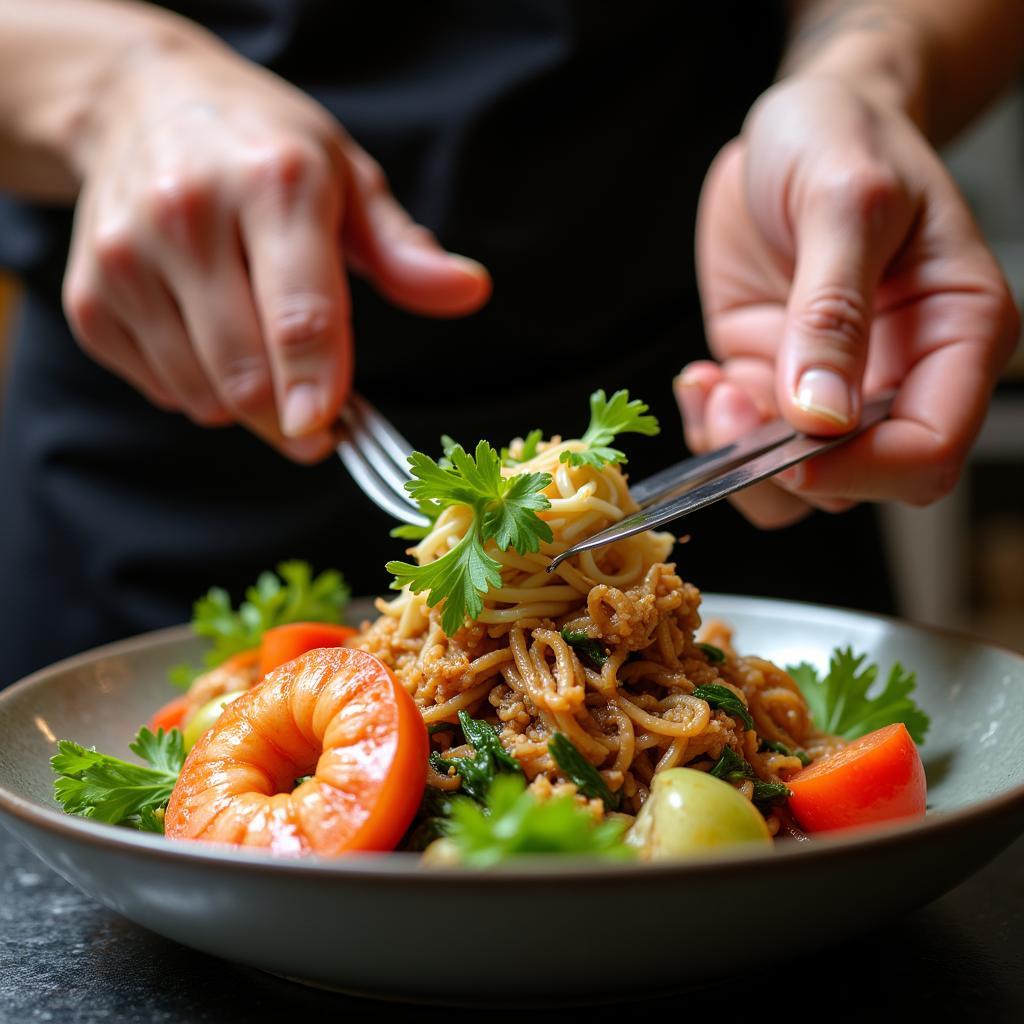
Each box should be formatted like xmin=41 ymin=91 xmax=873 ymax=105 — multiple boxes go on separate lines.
xmin=0 ymin=1 xmax=893 ymax=686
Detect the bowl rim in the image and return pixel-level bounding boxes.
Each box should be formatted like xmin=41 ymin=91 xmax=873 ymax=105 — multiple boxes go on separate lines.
xmin=2 ymin=594 xmax=1023 ymax=885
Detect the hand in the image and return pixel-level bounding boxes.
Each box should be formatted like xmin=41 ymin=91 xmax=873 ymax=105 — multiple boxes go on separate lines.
xmin=62 ymin=28 xmax=490 ymax=461
xmin=682 ymin=76 xmax=1018 ymax=527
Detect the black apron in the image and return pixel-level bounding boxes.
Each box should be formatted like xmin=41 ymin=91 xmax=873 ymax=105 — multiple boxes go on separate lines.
xmin=0 ymin=1 xmax=893 ymax=686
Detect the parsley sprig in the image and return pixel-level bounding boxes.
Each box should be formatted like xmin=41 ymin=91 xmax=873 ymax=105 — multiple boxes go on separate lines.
xmin=386 ymin=441 xmax=553 ymax=635
xmin=560 ymin=389 xmax=660 ymax=470
xmin=168 ymin=560 xmax=349 ymax=687
xmin=51 ymin=727 xmax=185 ymax=831
xmin=787 ymin=647 xmax=930 ymax=744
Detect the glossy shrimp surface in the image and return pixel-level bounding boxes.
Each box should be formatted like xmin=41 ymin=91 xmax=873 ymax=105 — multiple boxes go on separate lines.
xmin=164 ymin=647 xmax=428 ymax=856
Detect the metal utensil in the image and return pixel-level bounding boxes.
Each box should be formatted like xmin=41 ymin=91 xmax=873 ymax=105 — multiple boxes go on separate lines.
xmin=546 ymin=391 xmax=896 ymax=571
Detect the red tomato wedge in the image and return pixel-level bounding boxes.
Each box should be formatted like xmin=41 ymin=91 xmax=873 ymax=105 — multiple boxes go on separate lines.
xmin=787 ymin=723 xmax=926 ymax=833
xmin=165 ymin=647 xmax=428 ymax=856
xmin=148 ymin=695 xmax=190 ymax=734
xmin=259 ymin=622 xmax=358 ymax=678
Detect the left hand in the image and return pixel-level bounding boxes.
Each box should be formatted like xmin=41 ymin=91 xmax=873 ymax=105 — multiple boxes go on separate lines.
xmin=682 ymin=75 xmax=1019 ymax=528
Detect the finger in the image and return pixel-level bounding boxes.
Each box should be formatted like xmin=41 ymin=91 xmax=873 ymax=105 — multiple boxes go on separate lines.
xmin=703 ymin=381 xmax=812 ymax=529
xmin=61 ymin=275 xmax=177 ymax=412
xmin=673 ymin=361 xmax=723 ymax=452
xmin=777 ymin=163 xmax=913 ymax=434
xmin=238 ymin=144 xmax=353 ymax=439
xmin=342 ymin=147 xmax=491 ymax=317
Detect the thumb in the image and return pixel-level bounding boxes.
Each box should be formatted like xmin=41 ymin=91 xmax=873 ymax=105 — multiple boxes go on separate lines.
xmin=342 ymin=149 xmax=491 ymax=318
xmin=777 ymin=166 xmax=909 ymax=434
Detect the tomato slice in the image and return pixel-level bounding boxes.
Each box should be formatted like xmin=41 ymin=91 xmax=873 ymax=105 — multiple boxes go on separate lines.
xmin=148 ymin=695 xmax=190 ymax=734
xmin=259 ymin=622 xmax=358 ymax=678
xmin=787 ymin=723 xmax=926 ymax=832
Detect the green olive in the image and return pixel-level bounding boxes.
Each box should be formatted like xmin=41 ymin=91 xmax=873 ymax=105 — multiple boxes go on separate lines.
xmin=625 ymin=767 xmax=772 ymax=859
xmin=182 ymin=690 xmax=248 ymax=751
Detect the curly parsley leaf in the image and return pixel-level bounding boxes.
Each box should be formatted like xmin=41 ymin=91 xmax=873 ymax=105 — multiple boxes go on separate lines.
xmin=787 ymin=647 xmax=930 ymax=744
xmin=446 ymin=774 xmax=632 ymax=867
xmin=561 ymin=628 xmax=609 ymax=668
xmin=169 ymin=561 xmax=350 ymax=687
xmin=52 ymin=727 xmax=184 ymax=829
xmin=386 ymin=441 xmax=552 ymax=635
xmin=429 ymin=711 xmax=523 ymax=803
xmin=548 ymin=732 xmax=620 ymax=810
xmin=709 ymin=747 xmax=792 ymax=805
xmin=560 ymin=389 xmax=660 ymax=470
xmin=692 ymin=683 xmax=754 ymax=731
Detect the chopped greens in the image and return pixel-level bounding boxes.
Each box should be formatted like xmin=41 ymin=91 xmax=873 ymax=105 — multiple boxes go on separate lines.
xmin=446 ymin=774 xmax=632 ymax=867
xmin=548 ymin=732 xmax=620 ymax=810
xmin=697 ymin=642 xmax=726 ymax=664
xmin=559 ymin=389 xmax=660 ymax=470
xmin=386 ymin=440 xmax=553 ymax=635
xmin=787 ymin=647 xmax=930 ymax=744
xmin=708 ymin=747 xmax=792 ymax=804
xmin=501 ymin=428 xmax=544 ymax=467
xmin=761 ymin=739 xmax=811 ymax=767
xmin=51 ymin=727 xmax=185 ymax=831
xmin=561 ymin=628 xmax=609 ymax=668
xmin=168 ymin=560 xmax=350 ymax=687
xmin=429 ymin=710 xmax=523 ymax=803
xmin=692 ymin=683 xmax=754 ymax=731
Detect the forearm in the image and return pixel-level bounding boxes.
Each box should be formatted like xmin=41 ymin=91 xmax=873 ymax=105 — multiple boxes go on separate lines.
xmin=783 ymin=0 xmax=1024 ymax=144
xmin=0 ymin=0 xmax=212 ymax=201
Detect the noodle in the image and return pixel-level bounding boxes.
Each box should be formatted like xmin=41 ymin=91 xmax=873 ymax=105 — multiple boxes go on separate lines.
xmin=353 ymin=434 xmax=831 ymax=826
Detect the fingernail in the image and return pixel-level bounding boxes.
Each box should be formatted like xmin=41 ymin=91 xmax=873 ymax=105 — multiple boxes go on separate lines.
xmin=448 ymin=253 xmax=489 ymax=277
xmin=794 ymin=368 xmax=855 ymax=426
xmin=674 ymin=375 xmax=706 ymax=432
xmin=282 ymin=383 xmax=323 ymax=438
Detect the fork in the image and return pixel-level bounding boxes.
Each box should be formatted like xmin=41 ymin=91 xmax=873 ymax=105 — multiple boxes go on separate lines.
xmin=336 ymin=391 xmax=896 ymax=555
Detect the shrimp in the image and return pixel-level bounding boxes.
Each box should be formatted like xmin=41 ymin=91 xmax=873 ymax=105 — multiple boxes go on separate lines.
xmin=164 ymin=647 xmax=429 ymax=856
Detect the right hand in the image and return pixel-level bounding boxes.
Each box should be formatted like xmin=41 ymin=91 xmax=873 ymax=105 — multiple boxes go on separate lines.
xmin=63 ymin=26 xmax=491 ymax=461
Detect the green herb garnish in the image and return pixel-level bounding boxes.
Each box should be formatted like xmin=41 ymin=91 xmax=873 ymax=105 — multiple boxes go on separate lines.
xmin=386 ymin=441 xmax=553 ymax=635
xmin=168 ymin=560 xmax=350 ymax=687
xmin=697 ymin=642 xmax=726 ymax=664
xmin=560 ymin=628 xmax=609 ymax=668
xmin=692 ymin=683 xmax=754 ymax=731
xmin=708 ymin=746 xmax=792 ymax=804
xmin=787 ymin=647 xmax=929 ymax=744
xmin=429 ymin=710 xmax=523 ymax=803
xmin=761 ymin=739 xmax=811 ymax=767
xmin=446 ymin=774 xmax=632 ymax=867
xmin=501 ymin=428 xmax=544 ymax=467
xmin=548 ymin=732 xmax=620 ymax=810
xmin=51 ymin=727 xmax=185 ymax=831
xmin=559 ymin=389 xmax=660 ymax=470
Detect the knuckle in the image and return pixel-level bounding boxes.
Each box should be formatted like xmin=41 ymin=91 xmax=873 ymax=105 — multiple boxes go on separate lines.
xmin=267 ymin=295 xmax=338 ymax=357
xmin=92 ymin=224 xmax=142 ymax=280
xmin=144 ymin=173 xmax=216 ymax=239
xmin=796 ymin=287 xmax=869 ymax=357
xmin=245 ymin=140 xmax=330 ymax=198
xmin=62 ymin=277 xmax=104 ymax=343
xmin=216 ymin=358 xmax=273 ymax=414
xmin=814 ymin=162 xmax=904 ymax=223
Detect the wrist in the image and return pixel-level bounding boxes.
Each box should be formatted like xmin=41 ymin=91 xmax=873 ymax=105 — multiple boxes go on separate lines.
xmin=780 ymin=7 xmax=932 ymax=132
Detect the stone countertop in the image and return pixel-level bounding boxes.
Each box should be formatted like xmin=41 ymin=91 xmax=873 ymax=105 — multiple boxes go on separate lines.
xmin=2 ymin=823 xmax=1022 ymax=1023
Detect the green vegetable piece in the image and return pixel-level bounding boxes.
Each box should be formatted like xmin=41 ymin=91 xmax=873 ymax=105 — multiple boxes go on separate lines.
xmin=446 ymin=774 xmax=632 ymax=867
xmin=761 ymin=739 xmax=811 ymax=767
xmin=560 ymin=389 xmax=660 ymax=470
xmin=708 ymin=746 xmax=792 ymax=805
xmin=697 ymin=642 xmax=726 ymax=664
xmin=548 ymin=732 xmax=620 ymax=810
xmin=787 ymin=647 xmax=930 ymax=744
xmin=386 ymin=440 xmax=553 ymax=636
xmin=51 ymin=727 xmax=185 ymax=829
xmin=501 ymin=428 xmax=544 ymax=467
xmin=429 ymin=711 xmax=523 ymax=803
xmin=692 ymin=683 xmax=754 ymax=731
xmin=560 ymin=628 xmax=609 ymax=668
xmin=168 ymin=560 xmax=350 ymax=687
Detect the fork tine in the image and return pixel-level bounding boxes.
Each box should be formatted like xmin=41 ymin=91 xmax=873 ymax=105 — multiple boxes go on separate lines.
xmin=336 ymin=429 xmax=430 ymax=526
xmin=341 ymin=403 xmax=418 ymax=501
xmin=349 ymin=394 xmax=417 ymax=478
